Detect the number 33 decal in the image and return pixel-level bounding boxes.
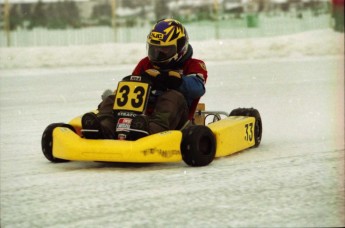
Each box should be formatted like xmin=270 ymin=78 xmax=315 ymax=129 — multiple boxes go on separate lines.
xmin=245 ymin=123 xmax=253 ymax=141
xmin=113 ymin=81 xmax=149 ymax=112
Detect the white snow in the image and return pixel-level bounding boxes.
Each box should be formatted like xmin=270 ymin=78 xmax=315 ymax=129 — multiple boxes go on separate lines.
xmin=0 ymin=29 xmax=343 ymax=69
xmin=0 ymin=29 xmax=344 ymax=227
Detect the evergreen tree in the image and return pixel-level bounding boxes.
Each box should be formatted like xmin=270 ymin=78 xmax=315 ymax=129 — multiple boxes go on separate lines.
xmin=9 ymin=4 xmax=21 ymax=30
xmin=45 ymin=1 xmax=81 ymax=29
xmin=20 ymin=3 xmax=33 ymax=28
xmin=46 ymin=2 xmax=63 ymax=29
xmin=8 ymin=3 xmax=34 ymax=29
xmin=154 ymin=0 xmax=170 ymax=21
xmin=29 ymin=0 xmax=46 ymax=29
xmin=91 ymin=2 xmax=112 ymax=26
xmin=66 ymin=0 xmax=81 ymax=28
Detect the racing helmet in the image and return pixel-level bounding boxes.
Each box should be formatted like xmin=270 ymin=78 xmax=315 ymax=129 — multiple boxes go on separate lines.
xmin=147 ymin=19 xmax=189 ymax=67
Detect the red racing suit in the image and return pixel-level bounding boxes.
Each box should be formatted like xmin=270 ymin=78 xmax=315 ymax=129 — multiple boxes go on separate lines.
xmin=132 ymin=56 xmax=208 ymax=120
xmin=95 ymin=56 xmax=207 ymax=138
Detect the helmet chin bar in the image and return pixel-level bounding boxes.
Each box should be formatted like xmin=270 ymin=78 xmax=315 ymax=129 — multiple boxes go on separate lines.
xmin=150 ymin=53 xmax=179 ymax=69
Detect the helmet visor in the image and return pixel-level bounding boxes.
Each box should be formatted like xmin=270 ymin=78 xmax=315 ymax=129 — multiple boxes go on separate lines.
xmin=148 ymin=44 xmax=176 ymax=63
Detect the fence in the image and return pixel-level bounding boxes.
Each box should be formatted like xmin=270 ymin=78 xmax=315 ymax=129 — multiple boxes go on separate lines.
xmin=0 ymin=12 xmax=332 ymax=47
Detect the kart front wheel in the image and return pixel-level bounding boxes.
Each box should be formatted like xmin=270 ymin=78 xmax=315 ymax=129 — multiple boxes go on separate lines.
xmin=229 ymin=108 xmax=262 ymax=147
xmin=181 ymin=125 xmax=216 ymax=167
xmin=41 ymin=123 xmax=74 ymax=163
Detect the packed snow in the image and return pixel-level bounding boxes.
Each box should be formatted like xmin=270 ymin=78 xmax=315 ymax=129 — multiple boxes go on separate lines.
xmin=0 ymin=29 xmax=343 ymax=69
xmin=0 ymin=29 xmax=344 ymax=227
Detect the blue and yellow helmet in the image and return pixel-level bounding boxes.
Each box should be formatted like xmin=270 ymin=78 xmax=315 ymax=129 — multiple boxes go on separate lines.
xmin=147 ymin=19 xmax=189 ymax=67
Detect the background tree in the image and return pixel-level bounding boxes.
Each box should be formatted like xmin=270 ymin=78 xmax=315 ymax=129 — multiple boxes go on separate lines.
xmin=91 ymin=2 xmax=112 ymax=26
xmin=9 ymin=4 xmax=21 ymax=30
xmin=29 ymin=0 xmax=46 ymax=29
xmin=46 ymin=2 xmax=64 ymax=29
xmin=65 ymin=0 xmax=81 ymax=28
xmin=154 ymin=0 xmax=170 ymax=21
xmin=45 ymin=1 xmax=81 ymax=29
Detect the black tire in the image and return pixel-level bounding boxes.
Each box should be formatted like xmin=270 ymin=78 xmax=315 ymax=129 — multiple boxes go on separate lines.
xmin=181 ymin=125 xmax=216 ymax=167
xmin=229 ymin=108 xmax=262 ymax=147
xmin=41 ymin=123 xmax=74 ymax=163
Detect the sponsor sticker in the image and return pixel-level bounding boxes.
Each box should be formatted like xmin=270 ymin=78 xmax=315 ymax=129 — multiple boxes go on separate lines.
xmin=130 ymin=76 xmax=142 ymax=81
xmin=118 ymin=133 xmax=127 ymax=140
xmin=150 ymin=32 xmax=164 ymax=40
xmin=116 ymin=118 xmax=132 ymax=132
xmin=199 ymin=62 xmax=207 ymax=71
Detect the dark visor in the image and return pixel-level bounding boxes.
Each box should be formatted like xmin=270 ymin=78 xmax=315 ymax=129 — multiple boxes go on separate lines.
xmin=148 ymin=44 xmax=176 ymax=62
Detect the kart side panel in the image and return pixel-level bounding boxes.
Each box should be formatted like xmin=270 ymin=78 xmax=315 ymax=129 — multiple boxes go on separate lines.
xmin=68 ymin=115 xmax=82 ymax=135
xmin=52 ymin=127 xmax=182 ymax=163
xmin=208 ymin=116 xmax=256 ymax=157
xmin=68 ymin=110 xmax=98 ymax=136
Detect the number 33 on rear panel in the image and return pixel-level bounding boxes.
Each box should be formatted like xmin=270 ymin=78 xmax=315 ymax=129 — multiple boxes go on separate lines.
xmin=113 ymin=81 xmax=150 ymax=113
xmin=244 ymin=122 xmax=254 ymax=142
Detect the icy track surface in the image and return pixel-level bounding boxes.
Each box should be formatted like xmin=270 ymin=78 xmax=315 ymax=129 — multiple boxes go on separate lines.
xmin=1 ymin=57 xmax=344 ymax=227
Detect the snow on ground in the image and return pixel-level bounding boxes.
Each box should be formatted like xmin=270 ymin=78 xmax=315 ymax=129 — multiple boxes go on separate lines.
xmin=0 ymin=29 xmax=343 ymax=69
xmin=0 ymin=29 xmax=344 ymax=227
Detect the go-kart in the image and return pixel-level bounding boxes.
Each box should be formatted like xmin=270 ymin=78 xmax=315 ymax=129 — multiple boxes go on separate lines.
xmin=41 ymin=75 xmax=262 ymax=167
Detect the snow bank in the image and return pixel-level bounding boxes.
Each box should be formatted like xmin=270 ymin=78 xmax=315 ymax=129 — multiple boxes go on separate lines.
xmin=0 ymin=29 xmax=343 ymax=69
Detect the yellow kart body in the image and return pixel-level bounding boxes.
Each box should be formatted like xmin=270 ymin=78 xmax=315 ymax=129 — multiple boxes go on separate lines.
xmin=50 ymin=108 xmax=257 ymax=164
xmin=41 ymin=76 xmax=262 ymax=166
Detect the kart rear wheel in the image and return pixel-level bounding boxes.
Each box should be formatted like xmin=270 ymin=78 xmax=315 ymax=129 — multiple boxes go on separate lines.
xmin=229 ymin=108 xmax=262 ymax=147
xmin=41 ymin=123 xmax=74 ymax=163
xmin=181 ymin=125 xmax=216 ymax=167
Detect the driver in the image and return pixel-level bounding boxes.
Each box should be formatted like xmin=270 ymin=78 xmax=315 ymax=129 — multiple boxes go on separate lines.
xmin=82 ymin=18 xmax=207 ymax=140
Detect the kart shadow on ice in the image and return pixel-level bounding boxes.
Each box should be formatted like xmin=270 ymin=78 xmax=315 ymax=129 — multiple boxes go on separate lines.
xmin=42 ymin=76 xmax=263 ymax=167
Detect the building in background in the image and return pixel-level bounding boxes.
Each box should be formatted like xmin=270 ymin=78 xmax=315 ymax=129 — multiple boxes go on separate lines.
xmin=0 ymin=0 xmax=335 ymax=47
xmin=1 ymin=0 xmax=332 ymax=30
